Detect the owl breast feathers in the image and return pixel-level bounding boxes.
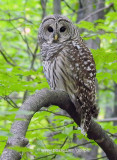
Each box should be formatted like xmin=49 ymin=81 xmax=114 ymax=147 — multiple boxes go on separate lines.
xmin=38 ymin=14 xmax=99 ymax=132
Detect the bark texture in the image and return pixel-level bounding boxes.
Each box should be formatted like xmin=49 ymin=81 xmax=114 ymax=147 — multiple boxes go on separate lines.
xmin=53 ymin=0 xmax=61 ymax=14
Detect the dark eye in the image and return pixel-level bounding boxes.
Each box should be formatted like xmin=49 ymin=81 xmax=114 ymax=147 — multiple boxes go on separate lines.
xmin=60 ymin=26 xmax=66 ymax=32
xmin=47 ymin=26 xmax=53 ymax=32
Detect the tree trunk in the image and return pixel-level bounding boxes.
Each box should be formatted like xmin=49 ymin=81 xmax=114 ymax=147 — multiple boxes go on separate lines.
xmin=41 ymin=0 xmax=47 ymax=18
xmin=53 ymin=0 xmax=61 ymax=14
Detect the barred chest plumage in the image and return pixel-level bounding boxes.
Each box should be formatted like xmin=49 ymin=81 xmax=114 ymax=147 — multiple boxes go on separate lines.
xmin=41 ymin=39 xmax=96 ymax=107
xmin=42 ymin=40 xmax=78 ymax=102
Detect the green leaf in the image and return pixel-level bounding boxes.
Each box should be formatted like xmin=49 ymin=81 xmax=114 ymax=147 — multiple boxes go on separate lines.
xmin=77 ymin=21 xmax=95 ymax=31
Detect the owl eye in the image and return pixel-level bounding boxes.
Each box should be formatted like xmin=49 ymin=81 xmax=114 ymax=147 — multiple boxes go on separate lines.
xmin=60 ymin=26 xmax=66 ymax=32
xmin=47 ymin=26 xmax=53 ymax=32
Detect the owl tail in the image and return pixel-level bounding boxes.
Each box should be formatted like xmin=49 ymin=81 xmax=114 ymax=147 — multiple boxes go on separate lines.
xmin=80 ymin=105 xmax=99 ymax=134
xmin=80 ymin=111 xmax=92 ymax=134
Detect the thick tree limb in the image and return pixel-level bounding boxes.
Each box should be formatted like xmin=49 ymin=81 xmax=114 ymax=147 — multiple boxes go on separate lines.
xmin=1 ymin=89 xmax=117 ymax=160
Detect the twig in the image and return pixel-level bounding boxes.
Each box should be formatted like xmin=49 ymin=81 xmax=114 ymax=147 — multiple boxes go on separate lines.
xmin=97 ymin=118 xmax=117 ymax=122
xmin=0 ymin=49 xmax=16 ymax=66
xmin=61 ymin=137 xmax=68 ymax=148
xmin=63 ymin=0 xmax=76 ymax=13
xmin=40 ymin=109 xmax=70 ymax=118
xmin=51 ymin=137 xmax=68 ymax=159
xmin=28 ymin=122 xmax=73 ymax=131
xmin=0 ymin=17 xmax=32 ymax=24
xmin=3 ymin=96 xmax=19 ymax=108
xmin=30 ymin=43 xmax=39 ymax=70
xmin=91 ymin=156 xmax=107 ymax=160
xmin=78 ymin=3 xmax=114 ymax=23
xmin=68 ymin=141 xmax=95 ymax=149
xmin=78 ymin=2 xmax=106 ymax=14
xmin=9 ymin=20 xmax=34 ymax=56
xmin=105 ymin=131 xmax=117 ymax=138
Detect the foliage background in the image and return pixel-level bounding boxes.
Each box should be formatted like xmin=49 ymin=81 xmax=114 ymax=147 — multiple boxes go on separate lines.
xmin=0 ymin=0 xmax=117 ymax=159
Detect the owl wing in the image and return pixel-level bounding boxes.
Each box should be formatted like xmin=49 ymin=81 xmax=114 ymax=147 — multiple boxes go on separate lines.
xmin=69 ymin=40 xmax=96 ymax=102
xmin=64 ymin=40 xmax=98 ymax=132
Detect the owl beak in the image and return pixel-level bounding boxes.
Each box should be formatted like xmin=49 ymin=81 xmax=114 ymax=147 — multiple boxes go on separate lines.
xmin=54 ymin=33 xmax=58 ymax=41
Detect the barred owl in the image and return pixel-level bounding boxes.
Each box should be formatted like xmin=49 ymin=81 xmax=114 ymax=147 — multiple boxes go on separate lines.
xmin=38 ymin=15 xmax=99 ymax=132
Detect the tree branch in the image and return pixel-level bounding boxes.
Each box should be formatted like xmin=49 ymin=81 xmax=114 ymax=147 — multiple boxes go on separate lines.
xmin=91 ymin=156 xmax=107 ymax=160
xmin=62 ymin=0 xmax=76 ymax=13
xmin=98 ymin=117 xmax=117 ymax=122
xmin=0 ymin=49 xmax=16 ymax=66
xmin=40 ymin=109 xmax=70 ymax=118
xmin=0 ymin=17 xmax=32 ymax=23
xmin=78 ymin=3 xmax=114 ymax=23
xmin=1 ymin=89 xmax=117 ymax=160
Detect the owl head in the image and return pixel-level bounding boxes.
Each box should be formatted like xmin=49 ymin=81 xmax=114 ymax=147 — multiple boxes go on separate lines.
xmin=38 ymin=14 xmax=79 ymax=46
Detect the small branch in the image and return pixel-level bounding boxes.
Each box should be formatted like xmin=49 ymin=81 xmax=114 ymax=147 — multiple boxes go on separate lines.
xmin=68 ymin=141 xmax=94 ymax=149
xmin=105 ymin=131 xmax=117 ymax=138
xmin=78 ymin=3 xmax=114 ymax=23
xmin=78 ymin=2 xmax=105 ymax=13
xmin=91 ymin=156 xmax=107 ymax=160
xmin=61 ymin=137 xmax=68 ymax=148
xmin=9 ymin=21 xmax=34 ymax=56
xmin=40 ymin=109 xmax=70 ymax=118
xmin=30 ymin=43 xmax=39 ymax=70
xmin=62 ymin=0 xmax=76 ymax=13
xmin=3 ymin=96 xmax=19 ymax=108
xmin=28 ymin=122 xmax=73 ymax=131
xmin=97 ymin=118 xmax=117 ymax=122
xmin=51 ymin=137 xmax=68 ymax=159
xmin=0 ymin=17 xmax=32 ymax=23
xmin=0 ymin=49 xmax=16 ymax=66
